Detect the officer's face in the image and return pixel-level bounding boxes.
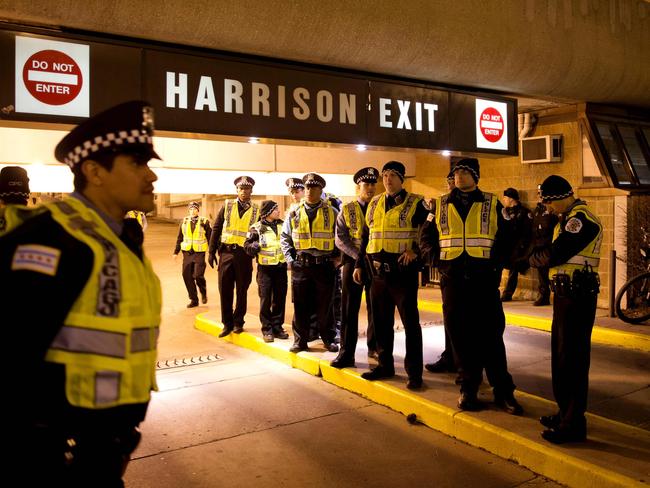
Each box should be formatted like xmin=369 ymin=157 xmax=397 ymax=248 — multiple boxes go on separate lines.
xmin=237 ymin=186 xmax=252 ymax=201
xmin=95 ymin=153 xmax=157 ymax=217
xmin=454 ymin=169 xmax=476 ymax=192
xmin=358 ymin=182 xmax=376 ymax=202
xmin=290 ymin=187 xmax=304 ymax=203
xmin=382 ymin=171 xmax=403 ymax=195
xmin=189 ymin=207 xmax=199 ymax=217
xmin=268 ymin=207 xmax=280 ymax=221
xmin=305 ymin=185 xmax=322 ymax=204
xmin=544 ymin=200 xmax=563 ymax=215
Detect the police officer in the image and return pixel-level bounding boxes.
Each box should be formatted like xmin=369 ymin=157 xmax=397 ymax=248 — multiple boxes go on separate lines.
xmin=531 ymin=185 xmax=558 ymax=306
xmin=331 ymin=167 xmax=379 ymax=368
xmin=125 ymin=210 xmax=148 ymax=230
xmin=208 ymin=176 xmax=260 ymax=337
xmin=0 ymin=101 xmax=161 ymax=486
xmin=173 ymin=201 xmax=211 ymax=308
xmin=421 ymin=158 xmax=523 ymax=412
xmin=0 ymin=165 xmax=30 ymax=234
xmin=244 ymin=200 xmax=290 ymax=342
xmin=281 ymin=173 xmax=339 ymax=353
xmin=354 ymin=161 xmax=428 ymax=390
xmin=285 ymin=177 xmax=305 ymax=212
xmin=528 ymin=175 xmax=602 ymax=444
xmin=500 ymin=187 xmax=532 ymax=302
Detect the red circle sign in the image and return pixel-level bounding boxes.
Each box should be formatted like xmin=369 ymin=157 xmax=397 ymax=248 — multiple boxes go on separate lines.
xmin=22 ymin=50 xmax=82 ymax=106
xmin=479 ymin=107 xmax=504 ymax=143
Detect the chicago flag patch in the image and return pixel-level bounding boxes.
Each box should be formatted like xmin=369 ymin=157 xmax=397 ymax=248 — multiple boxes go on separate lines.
xmin=11 ymin=244 xmax=61 ymax=276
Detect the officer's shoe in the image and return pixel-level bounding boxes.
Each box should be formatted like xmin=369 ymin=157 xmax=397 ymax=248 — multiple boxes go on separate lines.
xmin=263 ymin=334 xmax=274 ymax=343
xmin=457 ymin=392 xmax=485 ymax=411
xmin=274 ymin=329 xmax=290 ymax=340
xmin=541 ymin=427 xmax=586 ymax=444
xmin=187 ymin=301 xmax=199 ymax=308
xmin=425 ymin=357 xmax=456 ymax=373
xmin=539 ymin=414 xmax=561 ymax=429
xmin=218 ymin=327 xmax=233 ymax=338
xmin=233 ymin=325 xmax=244 ymax=334
xmin=289 ymin=343 xmax=308 ymax=353
xmin=367 ymin=349 xmax=379 ymax=360
xmin=201 ymin=294 xmax=208 ymax=304
xmin=533 ymin=296 xmax=550 ymax=306
xmin=330 ymin=354 xmax=355 ymax=369
xmin=494 ymin=393 xmax=524 ymax=415
xmin=361 ymin=366 xmax=395 ymax=381
xmin=324 ymin=342 xmax=339 ymax=353
xmin=406 ymin=377 xmax=423 ymax=390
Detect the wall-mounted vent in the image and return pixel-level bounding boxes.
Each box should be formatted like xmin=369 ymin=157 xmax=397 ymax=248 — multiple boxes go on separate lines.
xmin=520 ymin=135 xmax=562 ymax=163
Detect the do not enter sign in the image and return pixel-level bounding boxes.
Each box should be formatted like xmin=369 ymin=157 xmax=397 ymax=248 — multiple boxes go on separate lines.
xmin=23 ymin=50 xmax=83 ymax=105
xmin=479 ymin=107 xmax=504 ymax=143
xmin=475 ymin=99 xmax=509 ymax=150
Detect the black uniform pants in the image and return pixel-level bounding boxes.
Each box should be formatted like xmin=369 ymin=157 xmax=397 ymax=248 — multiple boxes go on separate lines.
xmin=502 ymin=268 xmax=519 ymax=297
xmin=218 ymin=247 xmax=253 ymax=328
xmin=551 ymin=292 xmax=597 ymax=431
xmin=182 ymin=251 xmax=207 ymax=302
xmin=370 ymin=263 xmax=422 ymax=380
xmin=441 ymin=271 xmax=515 ymax=396
xmin=291 ymin=261 xmax=337 ymax=346
xmin=257 ymin=264 xmax=288 ymax=334
xmin=537 ymin=266 xmax=551 ymax=299
xmin=339 ymin=260 xmax=375 ymax=360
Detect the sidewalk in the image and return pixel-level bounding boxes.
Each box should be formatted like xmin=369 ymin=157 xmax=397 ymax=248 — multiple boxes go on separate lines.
xmin=195 ymin=302 xmax=650 ymax=488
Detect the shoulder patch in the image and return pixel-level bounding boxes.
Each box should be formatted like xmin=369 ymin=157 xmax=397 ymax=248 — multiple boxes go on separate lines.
xmin=564 ymin=217 xmax=583 ymax=234
xmin=11 ymin=244 xmax=61 ymax=276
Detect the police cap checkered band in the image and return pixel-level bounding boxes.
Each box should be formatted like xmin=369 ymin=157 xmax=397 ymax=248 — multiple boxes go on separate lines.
xmin=285 ymin=177 xmax=305 ymax=189
xmin=188 ymin=201 xmax=200 ymax=210
xmin=55 ymin=101 xmax=161 ymax=167
xmin=353 ymin=167 xmax=379 ymax=184
xmin=381 ymin=161 xmax=405 ymax=180
xmin=234 ymin=176 xmax=255 ymax=188
xmin=452 ymin=158 xmax=480 ymax=182
xmin=302 ymin=173 xmax=326 ymax=188
xmin=0 ymin=166 xmax=30 ymax=197
xmin=539 ymin=175 xmax=573 ymax=202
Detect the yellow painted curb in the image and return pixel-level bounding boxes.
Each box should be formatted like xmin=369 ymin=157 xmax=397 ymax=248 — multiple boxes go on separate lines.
xmin=418 ymin=299 xmax=650 ymax=353
xmin=195 ymin=314 xmax=646 ymax=488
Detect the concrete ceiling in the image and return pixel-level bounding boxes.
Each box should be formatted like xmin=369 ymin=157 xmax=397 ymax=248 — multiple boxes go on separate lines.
xmin=1 ymin=0 xmax=649 ymax=109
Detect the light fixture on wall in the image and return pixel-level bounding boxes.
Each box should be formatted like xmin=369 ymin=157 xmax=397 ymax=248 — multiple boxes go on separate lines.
xmin=356 ymin=144 xmax=367 ymax=151
xmin=248 ymin=137 xmax=259 ymax=144
xmin=441 ymin=150 xmax=451 ymax=157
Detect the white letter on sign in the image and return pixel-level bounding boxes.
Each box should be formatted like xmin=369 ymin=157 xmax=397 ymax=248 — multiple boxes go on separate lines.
xmin=397 ymin=100 xmax=411 ymax=130
xmin=339 ymin=93 xmax=356 ymax=124
xmin=166 ymin=72 xmax=187 ymax=109
xmin=316 ymin=90 xmax=333 ymax=122
xmin=293 ymin=87 xmax=310 ymax=120
xmin=224 ymin=79 xmax=244 ymax=114
xmin=252 ymin=82 xmax=270 ymax=116
xmin=423 ymin=103 xmax=438 ymax=132
xmin=195 ymin=76 xmax=217 ymax=112
xmin=379 ymin=98 xmax=392 ymax=128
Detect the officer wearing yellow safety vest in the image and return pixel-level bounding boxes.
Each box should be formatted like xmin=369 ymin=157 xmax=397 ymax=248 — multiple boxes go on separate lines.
xmin=330 ymin=166 xmax=379 ymax=368
xmin=281 ymin=173 xmax=339 ymax=353
xmin=420 ymin=158 xmax=522 ymax=413
xmin=173 ymin=201 xmax=212 ymax=308
xmin=208 ymin=176 xmax=260 ymax=337
xmin=527 ymin=175 xmax=602 ymax=444
xmin=0 ymin=101 xmax=161 ymax=486
xmin=354 ymin=161 xmax=429 ymax=390
xmin=0 ymin=166 xmax=31 ymax=235
xmin=125 ymin=209 xmax=148 ymax=230
xmin=244 ymin=200 xmax=290 ymax=342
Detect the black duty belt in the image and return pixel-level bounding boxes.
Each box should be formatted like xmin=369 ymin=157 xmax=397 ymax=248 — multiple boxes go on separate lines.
xmin=372 ymin=259 xmax=399 ymax=273
xmin=296 ymin=253 xmax=332 ymax=266
xmin=221 ymin=244 xmax=240 ymax=252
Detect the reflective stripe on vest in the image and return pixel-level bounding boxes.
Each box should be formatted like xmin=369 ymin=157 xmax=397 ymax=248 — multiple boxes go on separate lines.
xmin=366 ymin=192 xmax=422 ymax=254
xmin=221 ymin=200 xmax=260 ymax=246
xmin=342 ymin=201 xmax=364 ymax=250
xmin=291 ymin=202 xmax=335 ymax=251
xmin=550 ymin=203 xmax=603 ymax=278
xmin=251 ymin=221 xmax=286 ymax=265
xmin=435 ymin=192 xmax=497 ymax=260
xmin=180 ymin=216 xmax=208 ymax=252
xmin=44 ymin=197 xmax=162 ymax=409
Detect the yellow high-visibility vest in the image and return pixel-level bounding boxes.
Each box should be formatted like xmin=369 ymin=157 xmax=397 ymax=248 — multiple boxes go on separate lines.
xmin=366 ymin=192 xmax=422 ymax=254
xmin=250 ymin=221 xmax=286 ymax=265
xmin=342 ymin=200 xmax=365 ymax=251
xmin=550 ymin=203 xmax=602 ymax=277
xmin=435 ymin=192 xmax=498 ymax=260
xmin=180 ymin=216 xmax=209 ymax=252
xmin=125 ymin=210 xmax=146 ymax=229
xmin=221 ymin=199 xmax=259 ymax=246
xmin=44 ymin=197 xmax=161 ymax=409
xmin=290 ymin=202 xmax=335 ymax=251
xmin=0 ymin=204 xmax=40 ymax=236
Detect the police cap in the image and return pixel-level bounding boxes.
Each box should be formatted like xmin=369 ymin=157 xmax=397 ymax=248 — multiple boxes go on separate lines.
xmin=302 ymin=173 xmax=326 ymax=188
xmin=234 ymin=176 xmax=255 ymax=188
xmin=539 ymin=175 xmax=573 ymax=202
xmin=54 ymin=100 xmax=161 ymax=168
xmin=353 ymin=167 xmax=379 ymax=185
xmin=260 ymin=199 xmax=279 ymax=219
xmin=381 ymin=161 xmax=405 ymax=181
xmin=452 ymin=158 xmax=480 ymax=182
xmin=285 ymin=177 xmax=305 ymax=190
xmin=188 ymin=201 xmax=200 ymax=210
xmin=0 ymin=166 xmax=30 ymax=199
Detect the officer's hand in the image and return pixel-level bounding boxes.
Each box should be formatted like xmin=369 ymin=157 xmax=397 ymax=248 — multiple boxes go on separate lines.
xmin=352 ymin=268 xmax=364 ymax=285
xmin=173 ymin=253 xmax=178 ymax=261
xmin=398 ymin=249 xmax=417 ymax=266
xmin=208 ymin=253 xmax=216 ymax=269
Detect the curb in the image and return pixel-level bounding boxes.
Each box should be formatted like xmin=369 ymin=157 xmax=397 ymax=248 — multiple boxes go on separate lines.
xmin=195 ymin=313 xmax=646 ymax=488
xmin=418 ymin=299 xmax=650 ymax=353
